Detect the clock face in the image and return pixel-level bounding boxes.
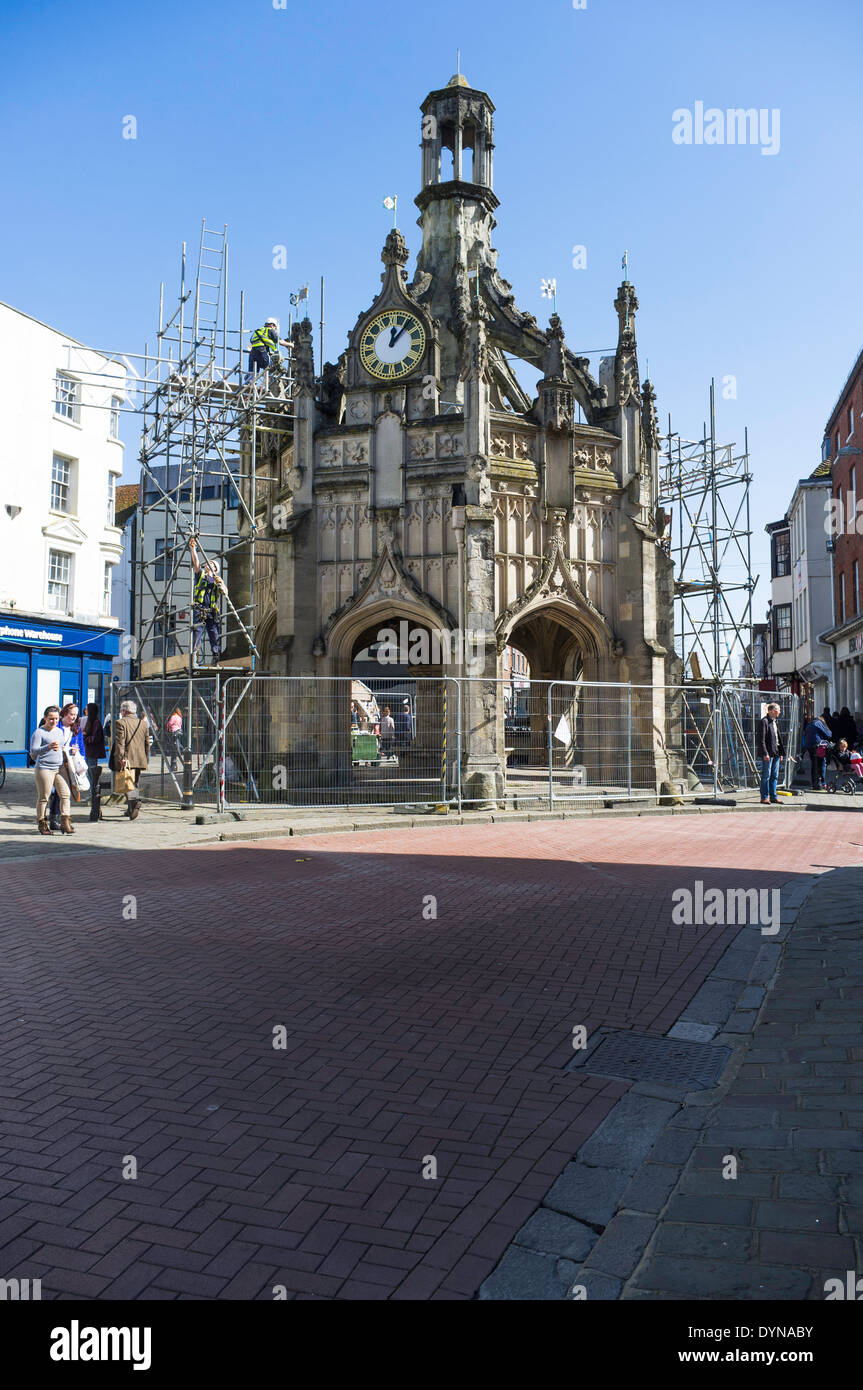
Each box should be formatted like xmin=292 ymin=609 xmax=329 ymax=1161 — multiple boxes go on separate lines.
xmin=359 ymin=309 xmax=426 ymax=381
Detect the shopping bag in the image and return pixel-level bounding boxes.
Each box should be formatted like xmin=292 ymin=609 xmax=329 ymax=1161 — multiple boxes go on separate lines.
xmin=113 ymin=766 xmax=136 ymax=795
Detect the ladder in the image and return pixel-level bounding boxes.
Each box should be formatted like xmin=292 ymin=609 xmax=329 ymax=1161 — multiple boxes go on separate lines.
xmin=193 ymin=220 xmax=227 ymax=371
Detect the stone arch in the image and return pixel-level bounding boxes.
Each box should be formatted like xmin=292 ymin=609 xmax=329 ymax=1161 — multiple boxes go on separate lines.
xmin=325 ymin=591 xmax=456 ymax=679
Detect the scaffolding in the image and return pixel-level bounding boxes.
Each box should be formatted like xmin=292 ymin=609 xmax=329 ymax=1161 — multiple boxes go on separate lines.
xmin=66 ymin=219 xmax=302 ymax=805
xmin=657 ymin=378 xmax=755 ymax=682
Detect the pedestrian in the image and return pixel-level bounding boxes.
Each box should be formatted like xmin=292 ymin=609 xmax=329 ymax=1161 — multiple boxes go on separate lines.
xmin=802 ymin=714 xmax=831 ymax=790
xmin=82 ymin=703 xmax=106 ymax=821
xmin=30 ymin=705 xmax=73 ymax=835
xmin=396 ymin=698 xmax=412 ymax=747
xmin=110 ymin=698 xmax=151 ymax=820
xmin=855 ymin=711 xmax=863 ymax=747
xmin=350 ymin=700 xmax=360 ymax=730
xmin=189 ymin=535 xmax=228 ymax=666
xmin=759 ymin=701 xmax=785 ymax=805
xmin=165 ymin=707 xmax=183 ymax=772
xmin=379 ymin=705 xmax=395 ymax=759
xmin=837 ymin=706 xmax=858 ymax=748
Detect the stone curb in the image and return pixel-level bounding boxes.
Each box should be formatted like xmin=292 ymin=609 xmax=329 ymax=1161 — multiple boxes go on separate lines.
xmin=477 ymin=873 xmax=819 ymax=1300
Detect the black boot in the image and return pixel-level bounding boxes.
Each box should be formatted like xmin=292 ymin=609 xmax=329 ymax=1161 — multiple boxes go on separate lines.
xmin=89 ymin=772 xmax=103 ymax=822
xmin=48 ymin=790 xmax=61 ymax=832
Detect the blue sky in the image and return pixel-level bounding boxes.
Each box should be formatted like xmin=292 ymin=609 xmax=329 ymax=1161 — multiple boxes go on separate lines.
xmin=2 ymin=0 xmax=860 ymax=601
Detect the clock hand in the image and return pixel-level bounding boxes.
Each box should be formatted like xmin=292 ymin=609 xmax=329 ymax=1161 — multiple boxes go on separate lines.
xmin=389 ymin=322 xmax=410 ymax=348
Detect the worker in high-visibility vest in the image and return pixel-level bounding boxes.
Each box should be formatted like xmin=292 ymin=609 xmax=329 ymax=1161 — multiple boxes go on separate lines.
xmin=188 ymin=536 xmax=228 ymax=665
xmin=246 ymin=317 xmax=289 ymax=380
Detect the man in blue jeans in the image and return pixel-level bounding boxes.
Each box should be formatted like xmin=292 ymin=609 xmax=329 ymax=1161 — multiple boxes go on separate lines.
xmin=760 ymin=701 xmax=785 ymax=804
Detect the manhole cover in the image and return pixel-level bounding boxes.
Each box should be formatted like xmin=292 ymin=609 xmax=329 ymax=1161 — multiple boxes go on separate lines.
xmin=568 ymin=1030 xmax=731 ymax=1090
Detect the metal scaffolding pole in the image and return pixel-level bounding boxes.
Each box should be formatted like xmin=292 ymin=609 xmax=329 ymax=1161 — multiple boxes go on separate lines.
xmin=657 ymin=378 xmax=755 ymax=682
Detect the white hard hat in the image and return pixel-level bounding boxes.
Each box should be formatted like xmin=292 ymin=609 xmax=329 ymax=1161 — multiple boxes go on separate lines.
xmin=207 ymin=558 xmax=220 ymax=574
xmin=265 ymin=317 xmax=278 ymax=327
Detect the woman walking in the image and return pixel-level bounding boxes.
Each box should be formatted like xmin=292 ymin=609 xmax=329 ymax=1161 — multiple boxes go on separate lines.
xmin=47 ymin=702 xmax=82 ymax=830
xmin=30 ymin=705 xmax=73 ymax=835
xmin=82 ymin=703 xmax=106 ymax=821
xmin=165 ymin=708 xmax=183 ymax=773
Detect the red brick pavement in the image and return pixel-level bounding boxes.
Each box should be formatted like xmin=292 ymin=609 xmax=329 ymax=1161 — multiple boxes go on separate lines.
xmin=1 ymin=811 xmax=860 ymax=1300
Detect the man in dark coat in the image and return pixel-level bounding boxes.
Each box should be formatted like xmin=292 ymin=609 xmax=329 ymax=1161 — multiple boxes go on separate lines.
xmin=760 ymin=702 xmax=786 ymax=805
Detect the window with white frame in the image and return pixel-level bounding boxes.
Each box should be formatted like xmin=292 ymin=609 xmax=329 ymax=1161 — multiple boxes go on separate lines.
xmin=850 ymin=466 xmax=856 ymax=530
xmin=109 ymin=396 xmax=122 ymax=439
xmin=773 ymin=603 xmax=792 ymax=652
xmin=47 ymin=550 xmax=72 ymax=612
xmin=849 ymin=406 xmax=855 ymax=440
xmin=51 ymin=454 xmax=72 ymax=513
xmin=855 ymin=561 xmax=860 ymax=617
xmin=55 ymin=373 xmax=80 ymax=422
xmin=103 ymin=562 xmax=112 ymax=615
xmin=106 ymin=472 xmax=116 ymax=526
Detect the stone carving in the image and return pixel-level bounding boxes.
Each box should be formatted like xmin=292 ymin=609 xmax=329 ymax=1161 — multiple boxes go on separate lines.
xmin=495 ymin=521 xmax=617 ymax=656
xmin=438 ymin=433 xmax=463 ymax=458
xmin=319 ymin=444 xmax=341 ymax=467
xmin=290 ymin=318 xmax=315 ymax=391
xmin=348 ymin=398 xmax=370 ymax=422
xmin=346 ymin=441 xmax=368 ymax=464
xmin=409 ymin=434 xmax=434 ymax=460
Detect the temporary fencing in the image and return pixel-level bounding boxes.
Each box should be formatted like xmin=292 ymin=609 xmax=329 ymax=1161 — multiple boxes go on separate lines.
xmin=111 ymin=674 xmax=798 ymax=812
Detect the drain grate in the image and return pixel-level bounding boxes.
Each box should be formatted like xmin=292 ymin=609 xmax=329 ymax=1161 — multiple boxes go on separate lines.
xmin=568 ymin=1030 xmax=731 ymax=1090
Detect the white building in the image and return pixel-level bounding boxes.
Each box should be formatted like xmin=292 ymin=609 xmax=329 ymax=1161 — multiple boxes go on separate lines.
xmin=765 ymin=463 xmax=832 ymax=710
xmin=0 ymin=302 xmax=126 ymax=764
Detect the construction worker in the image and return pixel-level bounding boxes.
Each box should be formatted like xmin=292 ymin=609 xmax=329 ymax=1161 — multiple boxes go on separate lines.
xmin=188 ymin=536 xmax=228 ymax=666
xmin=246 ymin=317 xmax=289 ymax=380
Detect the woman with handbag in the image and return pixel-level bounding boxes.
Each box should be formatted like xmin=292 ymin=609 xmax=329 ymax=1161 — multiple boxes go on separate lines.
xmin=82 ymin=703 xmax=106 ymax=821
xmin=30 ymin=705 xmax=73 ymax=835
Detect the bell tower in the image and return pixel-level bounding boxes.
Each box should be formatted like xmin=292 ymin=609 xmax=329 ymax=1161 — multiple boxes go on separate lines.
xmin=417 ymin=72 xmax=497 ymax=200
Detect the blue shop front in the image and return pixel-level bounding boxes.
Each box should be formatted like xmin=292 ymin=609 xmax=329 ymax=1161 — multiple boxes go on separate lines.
xmin=0 ymin=613 xmax=120 ymax=767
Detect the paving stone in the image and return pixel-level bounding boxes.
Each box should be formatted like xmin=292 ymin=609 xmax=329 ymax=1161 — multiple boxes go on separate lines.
xmin=477 ymin=1246 xmax=575 ymax=1301
xmin=667 ymin=1022 xmax=718 ymax=1043
xmin=620 ymin=1164 xmax=680 ymax=1214
xmin=759 ymin=1231 xmax=857 ymax=1268
xmin=647 ymin=1128 xmax=699 ymax=1165
xmin=677 ymin=1169 xmax=774 ymax=1199
xmin=654 ymin=1222 xmax=752 ymax=1260
xmin=512 ymin=1209 xmax=597 ymax=1262
xmin=632 ymin=1255 xmax=811 ymax=1299
xmin=542 ymin=1163 xmax=630 ymax=1228
xmin=577 ymin=1096 xmax=679 ymax=1172
xmin=663 ymin=1194 xmax=753 ymax=1226
xmin=582 ymin=1213 xmax=656 ymax=1279
xmin=755 ymin=1200 xmax=837 ymax=1232
xmin=777 ymin=1175 xmax=841 ymax=1201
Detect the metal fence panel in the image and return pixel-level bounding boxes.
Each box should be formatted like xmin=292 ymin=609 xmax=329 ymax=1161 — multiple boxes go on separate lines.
xmin=716 ymin=686 xmax=799 ymax=795
xmin=111 ymin=675 xmax=220 ymax=804
xmin=546 ymin=682 xmax=720 ymax=805
xmin=221 ymin=675 xmax=459 ymax=810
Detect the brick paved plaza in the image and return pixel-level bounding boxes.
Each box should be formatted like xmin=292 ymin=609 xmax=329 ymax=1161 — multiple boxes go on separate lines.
xmin=1 ymin=808 xmax=861 ymax=1300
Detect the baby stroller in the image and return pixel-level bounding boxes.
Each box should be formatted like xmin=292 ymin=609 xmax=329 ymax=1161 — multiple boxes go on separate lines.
xmin=828 ymin=748 xmax=863 ymax=796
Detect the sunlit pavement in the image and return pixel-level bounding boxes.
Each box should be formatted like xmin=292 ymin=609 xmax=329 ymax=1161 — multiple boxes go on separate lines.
xmin=1 ymin=811 xmax=860 ymax=1299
